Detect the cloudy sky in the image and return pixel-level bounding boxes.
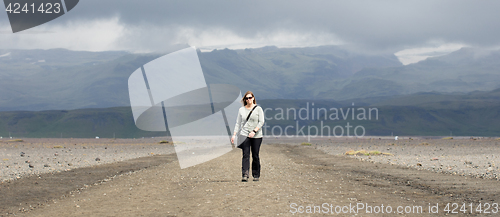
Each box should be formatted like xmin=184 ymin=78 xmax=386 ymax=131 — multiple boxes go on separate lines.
xmin=1 ymin=0 xmax=500 ymax=64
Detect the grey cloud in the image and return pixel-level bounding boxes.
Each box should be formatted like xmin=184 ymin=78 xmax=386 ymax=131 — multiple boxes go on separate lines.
xmin=2 ymin=0 xmax=500 ymax=52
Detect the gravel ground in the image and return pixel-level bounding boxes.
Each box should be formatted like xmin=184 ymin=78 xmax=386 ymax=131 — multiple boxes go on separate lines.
xmin=0 ymin=138 xmax=175 ymax=182
xmin=2 ymin=138 xmax=500 ymax=216
xmin=2 ymin=136 xmax=499 ymax=183
xmin=311 ymin=137 xmax=500 ymax=180
xmin=9 ymin=142 xmax=499 ymax=216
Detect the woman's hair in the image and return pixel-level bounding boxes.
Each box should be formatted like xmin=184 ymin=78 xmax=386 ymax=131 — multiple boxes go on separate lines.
xmin=241 ymin=91 xmax=256 ymax=106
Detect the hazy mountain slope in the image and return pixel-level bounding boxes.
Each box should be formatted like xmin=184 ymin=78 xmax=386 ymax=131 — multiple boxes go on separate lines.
xmin=0 ymin=46 xmax=402 ymax=111
xmin=0 ymin=49 xmax=159 ymax=111
xmin=348 ymin=48 xmax=500 ymax=97
xmin=201 ymin=46 xmax=402 ymax=99
xmin=2 ymin=46 xmax=500 ymax=111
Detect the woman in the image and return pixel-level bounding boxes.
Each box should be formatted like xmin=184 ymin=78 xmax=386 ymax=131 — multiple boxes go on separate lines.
xmin=231 ymin=91 xmax=265 ymax=182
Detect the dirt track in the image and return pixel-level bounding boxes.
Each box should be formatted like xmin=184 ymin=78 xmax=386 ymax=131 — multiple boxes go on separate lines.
xmin=1 ymin=143 xmax=499 ymax=216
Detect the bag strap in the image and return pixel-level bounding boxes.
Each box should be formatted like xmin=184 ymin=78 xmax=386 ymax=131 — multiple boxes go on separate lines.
xmin=238 ymin=105 xmax=259 ymax=135
xmin=246 ymin=105 xmax=258 ymax=121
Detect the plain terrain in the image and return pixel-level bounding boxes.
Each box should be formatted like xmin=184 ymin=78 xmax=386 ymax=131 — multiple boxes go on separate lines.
xmin=0 ymin=138 xmax=499 ymax=216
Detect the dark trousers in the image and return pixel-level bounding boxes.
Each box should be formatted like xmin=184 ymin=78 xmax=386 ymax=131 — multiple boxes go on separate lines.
xmin=241 ymin=137 xmax=263 ymax=178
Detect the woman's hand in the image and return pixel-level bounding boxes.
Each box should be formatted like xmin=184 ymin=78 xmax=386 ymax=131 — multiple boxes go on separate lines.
xmin=231 ymin=135 xmax=235 ymax=144
xmin=248 ymin=131 xmax=255 ymax=138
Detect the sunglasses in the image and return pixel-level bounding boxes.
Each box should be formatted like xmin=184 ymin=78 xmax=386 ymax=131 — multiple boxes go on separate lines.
xmin=245 ymin=96 xmax=253 ymax=100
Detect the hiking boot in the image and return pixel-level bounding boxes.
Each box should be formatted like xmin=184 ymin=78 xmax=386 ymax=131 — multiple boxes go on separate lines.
xmin=242 ymin=170 xmax=249 ymax=182
xmin=253 ymin=177 xmax=259 ymax=181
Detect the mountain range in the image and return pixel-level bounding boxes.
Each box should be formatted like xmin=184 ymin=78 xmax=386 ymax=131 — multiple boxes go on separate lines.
xmin=1 ymin=45 xmax=497 ymax=111
xmin=0 ymin=45 xmax=499 ymax=137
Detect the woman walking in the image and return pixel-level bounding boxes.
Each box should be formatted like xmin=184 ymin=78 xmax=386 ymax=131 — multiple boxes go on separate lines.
xmin=231 ymin=91 xmax=265 ymax=182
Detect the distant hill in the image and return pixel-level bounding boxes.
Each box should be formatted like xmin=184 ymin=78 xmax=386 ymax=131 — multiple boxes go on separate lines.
xmin=260 ymin=89 xmax=500 ymax=137
xmin=0 ymin=107 xmax=165 ymax=138
xmin=1 ymin=89 xmax=499 ymax=138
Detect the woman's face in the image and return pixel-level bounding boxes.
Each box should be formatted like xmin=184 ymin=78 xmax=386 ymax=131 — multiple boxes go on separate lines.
xmin=245 ymin=94 xmax=254 ymax=104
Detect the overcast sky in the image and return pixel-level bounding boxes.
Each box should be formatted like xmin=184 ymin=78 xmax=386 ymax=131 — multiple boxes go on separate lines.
xmin=1 ymin=0 xmax=500 ymax=64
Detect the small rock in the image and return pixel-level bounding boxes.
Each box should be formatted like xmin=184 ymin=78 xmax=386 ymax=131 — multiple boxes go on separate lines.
xmin=29 ymin=164 xmax=34 ymax=168
xmin=54 ymin=153 xmax=58 ymax=156
xmin=44 ymin=164 xmax=50 ymax=167
xmin=95 ymin=158 xmax=100 ymax=161
xmin=68 ymin=163 xmax=73 ymax=166
xmin=20 ymin=152 xmax=25 ymax=157
xmin=417 ymin=163 xmax=422 ymax=167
